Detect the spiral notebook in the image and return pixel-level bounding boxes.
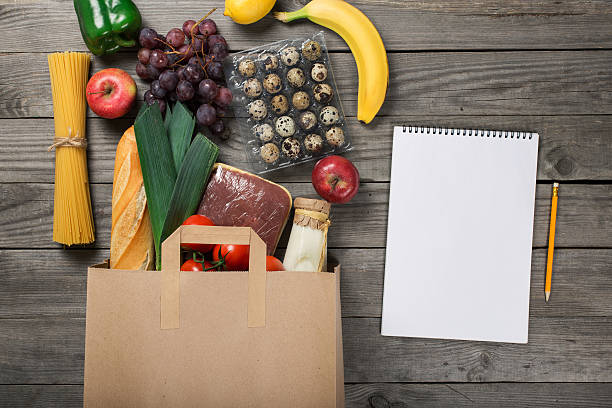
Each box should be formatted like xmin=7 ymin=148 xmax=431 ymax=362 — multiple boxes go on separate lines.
xmin=381 ymin=126 xmax=539 ymax=343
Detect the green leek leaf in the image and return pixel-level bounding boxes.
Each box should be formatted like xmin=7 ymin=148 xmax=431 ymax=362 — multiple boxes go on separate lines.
xmin=164 ymin=103 xmax=173 ymax=132
xmin=133 ymin=103 xmax=177 ymax=268
xmin=160 ymin=133 xmax=219 ymax=257
xmin=135 ymin=102 xmax=148 ymax=122
xmin=167 ymin=101 xmax=195 ymax=172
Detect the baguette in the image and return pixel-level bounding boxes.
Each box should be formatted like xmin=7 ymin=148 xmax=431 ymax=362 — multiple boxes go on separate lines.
xmin=110 ymin=126 xmax=154 ymax=270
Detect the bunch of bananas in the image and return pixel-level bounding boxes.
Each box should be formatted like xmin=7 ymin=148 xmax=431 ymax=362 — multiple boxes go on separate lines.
xmin=275 ymin=0 xmax=388 ymax=124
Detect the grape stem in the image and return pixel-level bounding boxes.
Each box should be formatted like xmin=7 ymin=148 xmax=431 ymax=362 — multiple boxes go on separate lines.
xmin=155 ymin=37 xmax=176 ymax=52
xmin=202 ymin=55 xmax=215 ymax=79
xmin=171 ymin=54 xmax=188 ymax=68
xmin=190 ymin=8 xmax=217 ymax=41
xmin=164 ymin=8 xmax=218 ymax=72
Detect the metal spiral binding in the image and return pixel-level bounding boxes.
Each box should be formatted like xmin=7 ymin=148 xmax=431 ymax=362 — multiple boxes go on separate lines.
xmin=401 ymin=126 xmax=533 ymax=140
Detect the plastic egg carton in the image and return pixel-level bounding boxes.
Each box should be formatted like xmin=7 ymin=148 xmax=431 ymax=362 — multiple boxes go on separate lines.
xmin=224 ymin=31 xmax=351 ymax=174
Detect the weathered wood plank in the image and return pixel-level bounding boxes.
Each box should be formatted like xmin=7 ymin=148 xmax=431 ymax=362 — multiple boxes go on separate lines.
xmin=0 ymin=318 xmax=85 ymax=385
xmin=343 ymin=317 xmax=612 ymax=383
xmin=0 ymin=183 xmax=609 ymax=249
xmin=0 ymin=249 xmax=610 ymax=319
xmin=1 ymin=0 xmax=611 ymax=53
xmin=345 ymin=383 xmax=612 ymax=407
xmin=336 ymin=248 xmax=612 ymax=318
xmin=2 ymin=115 xmax=611 ymax=183
xmin=2 ymin=51 xmax=612 ymax=118
xmin=0 ymin=386 xmax=83 ymax=408
xmin=2 ymin=383 xmax=612 ymax=408
xmin=1 ymin=316 xmax=610 ymax=383
xmin=0 ymin=249 xmax=91 ymax=319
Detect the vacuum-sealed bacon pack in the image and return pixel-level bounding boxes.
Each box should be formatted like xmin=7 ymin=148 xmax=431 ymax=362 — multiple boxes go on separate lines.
xmin=196 ymin=163 xmax=293 ymax=254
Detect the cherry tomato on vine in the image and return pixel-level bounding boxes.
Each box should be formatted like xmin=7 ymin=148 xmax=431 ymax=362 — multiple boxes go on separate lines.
xmin=212 ymin=244 xmax=250 ymax=271
xmin=181 ymin=214 xmax=215 ymax=253
xmin=181 ymin=259 xmax=215 ymax=272
xmin=181 ymin=259 xmax=202 ymax=271
xmin=266 ymin=256 xmax=284 ymax=271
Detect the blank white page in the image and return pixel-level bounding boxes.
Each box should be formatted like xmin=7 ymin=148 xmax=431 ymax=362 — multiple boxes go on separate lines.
xmin=381 ymin=126 xmax=539 ymax=343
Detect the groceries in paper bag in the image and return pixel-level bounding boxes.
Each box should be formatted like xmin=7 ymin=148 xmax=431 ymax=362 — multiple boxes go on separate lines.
xmin=109 ymin=100 xmax=353 ymax=273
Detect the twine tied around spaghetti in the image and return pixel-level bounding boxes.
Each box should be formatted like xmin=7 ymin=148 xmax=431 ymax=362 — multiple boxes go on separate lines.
xmin=47 ymin=128 xmax=87 ymax=152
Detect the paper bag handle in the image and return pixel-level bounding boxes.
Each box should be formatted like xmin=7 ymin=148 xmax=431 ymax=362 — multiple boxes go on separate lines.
xmin=160 ymin=225 xmax=267 ymax=330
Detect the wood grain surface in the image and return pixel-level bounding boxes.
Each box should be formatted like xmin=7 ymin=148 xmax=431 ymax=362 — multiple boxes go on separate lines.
xmin=2 ymin=51 xmax=612 ymax=118
xmin=1 ymin=0 xmax=611 ymax=406
xmin=0 ymin=183 xmax=610 ymax=249
xmin=1 ymin=315 xmax=611 ymax=384
xmin=1 ymin=115 xmax=611 ymax=183
xmin=1 ymin=248 xmax=610 ymax=319
xmin=1 ymin=0 xmax=611 ymax=52
xmin=2 ymin=383 xmax=612 ymax=408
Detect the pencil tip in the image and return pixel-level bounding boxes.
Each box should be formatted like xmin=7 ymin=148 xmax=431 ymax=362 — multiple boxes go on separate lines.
xmin=545 ymin=292 xmax=550 ymax=302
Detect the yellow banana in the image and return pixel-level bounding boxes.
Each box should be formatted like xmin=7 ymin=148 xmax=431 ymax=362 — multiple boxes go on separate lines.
xmin=275 ymin=0 xmax=388 ymax=124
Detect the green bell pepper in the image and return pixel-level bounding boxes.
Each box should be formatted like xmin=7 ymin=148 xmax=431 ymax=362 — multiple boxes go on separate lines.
xmin=74 ymin=0 xmax=142 ymax=56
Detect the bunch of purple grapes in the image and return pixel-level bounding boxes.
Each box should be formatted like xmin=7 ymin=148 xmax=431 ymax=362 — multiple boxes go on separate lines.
xmin=136 ymin=14 xmax=232 ymax=137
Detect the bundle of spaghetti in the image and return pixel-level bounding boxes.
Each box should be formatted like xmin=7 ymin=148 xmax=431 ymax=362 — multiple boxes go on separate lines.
xmin=48 ymin=52 xmax=94 ymax=245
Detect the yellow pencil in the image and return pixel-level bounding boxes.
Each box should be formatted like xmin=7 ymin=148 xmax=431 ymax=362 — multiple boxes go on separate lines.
xmin=545 ymin=182 xmax=559 ymax=302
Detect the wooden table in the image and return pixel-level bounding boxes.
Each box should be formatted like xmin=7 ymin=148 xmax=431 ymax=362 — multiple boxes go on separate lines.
xmin=1 ymin=1 xmax=611 ymax=406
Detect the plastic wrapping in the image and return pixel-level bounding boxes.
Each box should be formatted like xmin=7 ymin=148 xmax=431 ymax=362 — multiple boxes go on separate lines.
xmin=224 ymin=32 xmax=351 ymax=174
xmin=196 ymin=163 xmax=292 ymax=255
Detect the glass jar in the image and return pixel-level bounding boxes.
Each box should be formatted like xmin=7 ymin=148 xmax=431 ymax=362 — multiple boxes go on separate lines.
xmin=282 ymin=198 xmax=331 ymax=272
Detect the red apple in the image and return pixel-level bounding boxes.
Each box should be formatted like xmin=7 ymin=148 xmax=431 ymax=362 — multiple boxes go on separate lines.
xmin=86 ymin=68 xmax=136 ymax=119
xmin=312 ymin=156 xmax=360 ymax=204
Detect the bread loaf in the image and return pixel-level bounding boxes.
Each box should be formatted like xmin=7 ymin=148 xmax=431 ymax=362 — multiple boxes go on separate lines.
xmin=110 ymin=126 xmax=155 ymax=270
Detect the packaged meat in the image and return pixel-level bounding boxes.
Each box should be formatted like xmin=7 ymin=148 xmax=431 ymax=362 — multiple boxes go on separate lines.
xmin=197 ymin=163 xmax=292 ymax=254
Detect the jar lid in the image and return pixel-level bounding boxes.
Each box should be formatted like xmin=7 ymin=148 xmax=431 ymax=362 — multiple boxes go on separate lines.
xmin=294 ymin=197 xmax=331 ymax=215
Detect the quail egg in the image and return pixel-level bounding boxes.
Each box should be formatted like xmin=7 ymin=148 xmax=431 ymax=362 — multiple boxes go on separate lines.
xmin=271 ymin=94 xmax=289 ymax=115
xmin=275 ymin=116 xmax=296 ymax=137
xmin=280 ymin=46 xmax=300 ymax=66
xmin=292 ymin=91 xmax=310 ymax=110
xmin=325 ymin=126 xmax=345 ymax=147
xmin=263 ymin=73 xmax=282 ymax=94
xmin=319 ymin=106 xmax=339 ymax=125
xmin=238 ymin=59 xmax=256 ymax=77
xmin=287 ymin=68 xmax=306 ymax=88
xmin=298 ymin=111 xmax=317 ymax=130
xmin=304 ymin=133 xmax=324 ymax=153
xmin=313 ymin=83 xmax=334 ymax=104
xmin=281 ymin=137 xmax=301 ymax=159
xmin=311 ymin=63 xmax=328 ymax=82
xmin=260 ymin=143 xmax=280 ymax=164
xmin=260 ymin=53 xmax=279 ymax=71
xmin=248 ymin=99 xmax=267 ymax=120
xmin=253 ymin=123 xmax=274 ymax=142
xmin=302 ymin=40 xmax=322 ymax=61
xmin=243 ymin=78 xmax=262 ymax=98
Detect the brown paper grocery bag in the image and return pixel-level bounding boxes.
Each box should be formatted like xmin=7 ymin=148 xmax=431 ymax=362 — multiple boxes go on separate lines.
xmin=84 ymin=225 xmax=344 ymax=407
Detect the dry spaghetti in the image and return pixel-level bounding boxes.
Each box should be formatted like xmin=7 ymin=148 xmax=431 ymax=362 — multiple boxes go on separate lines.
xmin=48 ymin=52 xmax=94 ymax=245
